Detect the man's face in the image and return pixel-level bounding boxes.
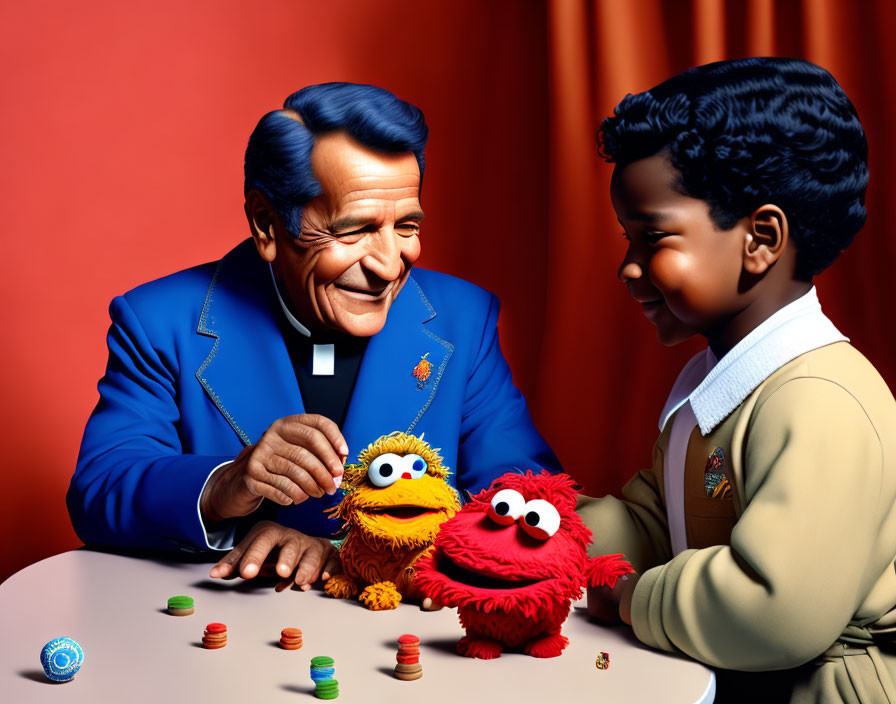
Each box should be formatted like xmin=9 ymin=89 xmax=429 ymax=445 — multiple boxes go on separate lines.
xmin=610 ymin=153 xmax=749 ymax=346
xmin=272 ymin=132 xmax=423 ymax=337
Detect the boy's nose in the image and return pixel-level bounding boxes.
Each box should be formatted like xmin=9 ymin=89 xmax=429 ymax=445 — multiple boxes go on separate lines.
xmin=618 ymin=260 xmax=643 ymax=282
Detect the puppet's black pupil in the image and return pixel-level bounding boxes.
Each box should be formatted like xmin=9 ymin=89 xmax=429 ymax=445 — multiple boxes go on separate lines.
xmin=380 ymin=464 xmax=393 ymax=477
xmin=495 ymin=502 xmax=509 ymax=516
xmin=525 ymin=511 xmax=539 ymax=526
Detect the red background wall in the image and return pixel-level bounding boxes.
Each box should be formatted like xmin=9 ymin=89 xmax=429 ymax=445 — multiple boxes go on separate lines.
xmin=0 ymin=0 xmax=550 ymax=583
xmin=2 ymin=0 xmax=894 ymax=585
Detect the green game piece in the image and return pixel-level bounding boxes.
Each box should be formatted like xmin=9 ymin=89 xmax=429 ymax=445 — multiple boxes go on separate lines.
xmin=311 ymin=656 xmax=334 ymax=668
xmin=167 ymin=595 xmax=194 ymax=609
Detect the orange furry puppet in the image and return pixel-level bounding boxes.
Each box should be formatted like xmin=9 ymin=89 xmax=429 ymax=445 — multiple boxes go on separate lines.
xmin=324 ymin=432 xmax=461 ymax=610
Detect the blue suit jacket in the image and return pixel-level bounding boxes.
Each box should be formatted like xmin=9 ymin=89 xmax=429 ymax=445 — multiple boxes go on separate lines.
xmin=68 ymin=239 xmax=560 ymax=552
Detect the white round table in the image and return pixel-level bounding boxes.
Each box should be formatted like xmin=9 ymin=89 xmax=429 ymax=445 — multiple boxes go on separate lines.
xmin=0 ymin=550 xmax=715 ymax=703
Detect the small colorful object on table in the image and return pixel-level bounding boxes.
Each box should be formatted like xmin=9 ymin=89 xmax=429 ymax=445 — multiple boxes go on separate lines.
xmin=166 ymin=595 xmax=194 ymax=616
xmin=314 ymin=678 xmax=339 ymax=700
xmin=596 ymin=651 xmax=610 ymax=670
xmin=280 ymin=627 xmax=303 ymax=650
xmin=40 ymin=637 xmax=84 ymax=682
xmin=394 ymin=633 xmax=422 ymax=680
xmin=202 ymin=622 xmax=227 ymax=649
xmin=310 ymin=656 xmax=338 ymax=698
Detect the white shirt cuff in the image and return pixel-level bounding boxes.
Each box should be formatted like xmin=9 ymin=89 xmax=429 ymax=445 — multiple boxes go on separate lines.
xmin=197 ymin=460 xmax=238 ymax=551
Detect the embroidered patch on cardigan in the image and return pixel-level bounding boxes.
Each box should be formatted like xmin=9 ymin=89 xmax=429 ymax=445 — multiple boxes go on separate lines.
xmin=411 ymin=352 xmax=434 ymax=390
xmin=704 ymin=447 xmax=732 ymax=499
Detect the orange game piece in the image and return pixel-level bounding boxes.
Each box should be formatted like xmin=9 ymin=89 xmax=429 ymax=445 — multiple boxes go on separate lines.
xmin=279 ymin=627 xmax=303 ymax=650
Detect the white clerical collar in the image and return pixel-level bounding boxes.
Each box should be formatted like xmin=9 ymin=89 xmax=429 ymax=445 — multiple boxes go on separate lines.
xmin=658 ymin=287 xmax=848 ymax=435
xmin=269 ymin=263 xmax=335 ymax=376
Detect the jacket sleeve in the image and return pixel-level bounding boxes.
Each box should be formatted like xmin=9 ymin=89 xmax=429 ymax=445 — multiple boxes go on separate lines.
xmin=67 ymin=295 xmax=234 ymax=552
xmin=455 ymin=294 xmax=562 ymax=493
xmin=630 ymin=377 xmax=885 ymax=670
xmin=576 ymin=436 xmax=673 ymax=573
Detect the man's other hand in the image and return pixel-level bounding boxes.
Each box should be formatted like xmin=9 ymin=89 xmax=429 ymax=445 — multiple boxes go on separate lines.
xmin=200 ymin=414 xmax=348 ymax=522
xmin=208 ymin=520 xmax=340 ymax=590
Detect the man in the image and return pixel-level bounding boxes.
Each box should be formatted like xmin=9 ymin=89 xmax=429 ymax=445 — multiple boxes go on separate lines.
xmin=68 ymin=83 xmax=560 ymax=588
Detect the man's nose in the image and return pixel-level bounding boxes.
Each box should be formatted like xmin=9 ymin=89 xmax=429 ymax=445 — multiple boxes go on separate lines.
xmin=362 ymin=227 xmax=404 ymax=281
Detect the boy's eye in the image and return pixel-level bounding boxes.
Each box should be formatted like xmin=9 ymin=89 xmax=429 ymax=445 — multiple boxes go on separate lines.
xmin=645 ymin=231 xmax=670 ymax=245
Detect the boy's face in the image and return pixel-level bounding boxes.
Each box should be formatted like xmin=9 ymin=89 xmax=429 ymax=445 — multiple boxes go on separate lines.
xmin=611 ymin=153 xmax=750 ymax=346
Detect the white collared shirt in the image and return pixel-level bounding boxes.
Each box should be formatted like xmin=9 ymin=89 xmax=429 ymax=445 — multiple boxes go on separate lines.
xmin=661 ymin=287 xmax=848 ymax=554
xmin=269 ymin=263 xmax=334 ymax=376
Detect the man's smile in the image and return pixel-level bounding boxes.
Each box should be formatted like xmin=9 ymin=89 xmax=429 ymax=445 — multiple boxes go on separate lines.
xmin=333 ymin=281 xmax=394 ymax=300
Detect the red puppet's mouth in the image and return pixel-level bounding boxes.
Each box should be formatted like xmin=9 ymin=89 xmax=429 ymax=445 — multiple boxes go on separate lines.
xmin=435 ymin=551 xmax=544 ymax=590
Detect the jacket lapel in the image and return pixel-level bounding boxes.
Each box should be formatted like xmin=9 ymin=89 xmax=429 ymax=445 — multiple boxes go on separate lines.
xmin=195 ymin=240 xmax=305 ymax=445
xmin=341 ymin=276 xmax=452 ymax=461
xmin=195 ymin=246 xmax=451 ymax=455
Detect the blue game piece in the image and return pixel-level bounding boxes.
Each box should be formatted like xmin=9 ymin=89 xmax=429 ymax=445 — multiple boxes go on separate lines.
xmin=40 ymin=637 xmax=84 ymax=682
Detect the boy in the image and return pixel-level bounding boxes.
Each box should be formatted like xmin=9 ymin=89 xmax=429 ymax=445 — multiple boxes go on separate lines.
xmin=577 ymin=57 xmax=896 ymax=702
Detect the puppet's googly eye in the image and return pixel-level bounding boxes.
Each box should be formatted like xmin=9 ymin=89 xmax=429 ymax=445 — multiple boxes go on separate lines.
xmin=367 ymin=453 xmax=403 ymax=487
xmin=401 ymin=454 xmax=427 ymax=479
xmin=488 ymin=489 xmax=526 ymax=526
xmin=518 ymin=499 xmax=561 ymax=540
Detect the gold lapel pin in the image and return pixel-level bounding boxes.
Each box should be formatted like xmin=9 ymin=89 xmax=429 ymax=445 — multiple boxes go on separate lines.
xmin=412 ymin=352 xmax=434 ymax=390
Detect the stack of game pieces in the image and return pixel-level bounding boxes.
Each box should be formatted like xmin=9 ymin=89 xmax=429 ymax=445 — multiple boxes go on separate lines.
xmin=202 ymin=623 xmax=227 ymax=649
xmin=310 ymin=656 xmax=338 ymax=699
xmin=595 ymin=651 xmax=610 ymax=670
xmin=39 ymin=637 xmax=84 ymax=682
xmin=393 ymin=633 xmax=422 ymax=681
xmin=280 ymin=627 xmax=303 ymax=650
xmin=166 ymin=595 xmax=194 ymax=616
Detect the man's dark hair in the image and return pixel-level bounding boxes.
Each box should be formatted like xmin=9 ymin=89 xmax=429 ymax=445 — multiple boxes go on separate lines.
xmin=598 ymin=57 xmax=868 ymax=278
xmin=244 ymin=82 xmax=428 ymax=237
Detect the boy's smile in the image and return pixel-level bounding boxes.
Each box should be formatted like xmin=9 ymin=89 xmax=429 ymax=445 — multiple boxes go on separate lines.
xmin=611 ymin=153 xmax=752 ymax=349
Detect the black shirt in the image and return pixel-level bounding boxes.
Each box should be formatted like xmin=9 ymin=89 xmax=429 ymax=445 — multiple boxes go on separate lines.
xmin=275 ymin=310 xmax=369 ymax=428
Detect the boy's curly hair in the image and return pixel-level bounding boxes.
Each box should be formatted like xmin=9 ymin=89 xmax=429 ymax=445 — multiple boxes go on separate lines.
xmin=599 ymin=57 xmax=868 ymax=279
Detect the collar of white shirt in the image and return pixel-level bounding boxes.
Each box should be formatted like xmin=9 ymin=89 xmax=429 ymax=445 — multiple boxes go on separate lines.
xmin=269 ymin=262 xmax=312 ymax=337
xmin=268 ymin=263 xmax=335 ymax=376
xmin=658 ymin=287 xmax=848 ymax=436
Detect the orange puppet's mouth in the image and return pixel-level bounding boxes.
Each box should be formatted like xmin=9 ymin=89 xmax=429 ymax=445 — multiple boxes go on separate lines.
xmin=363 ymin=505 xmax=444 ymax=522
xmin=435 ymin=551 xmax=544 ymax=590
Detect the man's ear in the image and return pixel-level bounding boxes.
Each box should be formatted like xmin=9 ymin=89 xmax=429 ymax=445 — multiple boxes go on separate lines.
xmin=743 ymin=204 xmax=789 ymax=275
xmin=245 ymin=190 xmax=279 ymax=263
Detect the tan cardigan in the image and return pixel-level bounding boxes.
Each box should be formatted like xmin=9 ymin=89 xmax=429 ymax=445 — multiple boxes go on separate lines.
xmin=577 ymin=342 xmax=896 ymax=702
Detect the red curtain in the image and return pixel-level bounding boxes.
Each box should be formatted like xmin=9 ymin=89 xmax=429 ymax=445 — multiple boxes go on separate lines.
xmin=1 ymin=0 xmax=893 ymax=583
xmin=539 ymin=0 xmax=896 ymax=497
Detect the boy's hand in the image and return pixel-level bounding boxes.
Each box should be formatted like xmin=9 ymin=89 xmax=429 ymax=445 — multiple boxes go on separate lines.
xmin=209 ymin=520 xmax=340 ymax=590
xmin=587 ymin=571 xmax=640 ymax=624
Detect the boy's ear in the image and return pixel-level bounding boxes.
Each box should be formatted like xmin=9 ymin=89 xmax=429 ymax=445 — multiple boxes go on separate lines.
xmin=743 ymin=204 xmax=789 ymax=275
xmin=245 ymin=189 xmax=279 ymax=263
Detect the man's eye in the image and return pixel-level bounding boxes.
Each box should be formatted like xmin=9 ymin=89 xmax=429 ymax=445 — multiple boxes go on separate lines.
xmin=395 ymin=223 xmax=420 ymax=236
xmin=338 ymin=226 xmax=376 ymax=238
xmin=645 ymin=231 xmax=670 ymax=245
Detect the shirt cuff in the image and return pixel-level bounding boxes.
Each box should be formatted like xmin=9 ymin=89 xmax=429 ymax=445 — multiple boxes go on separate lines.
xmin=197 ymin=460 xmax=238 ymax=551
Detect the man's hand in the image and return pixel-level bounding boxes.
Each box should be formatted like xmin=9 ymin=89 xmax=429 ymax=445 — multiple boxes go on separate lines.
xmin=586 ymin=571 xmax=640 ymax=624
xmin=200 ymin=414 xmax=348 ymax=522
xmin=209 ymin=520 xmax=340 ymax=590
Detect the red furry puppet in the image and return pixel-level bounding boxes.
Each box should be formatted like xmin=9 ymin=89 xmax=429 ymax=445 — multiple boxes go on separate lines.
xmin=414 ymin=470 xmax=632 ymax=659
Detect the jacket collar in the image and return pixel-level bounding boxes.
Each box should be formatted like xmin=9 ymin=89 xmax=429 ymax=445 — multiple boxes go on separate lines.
xmin=196 ymin=239 xmax=452 ymax=459
xmin=659 ymin=287 xmax=848 ymax=435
